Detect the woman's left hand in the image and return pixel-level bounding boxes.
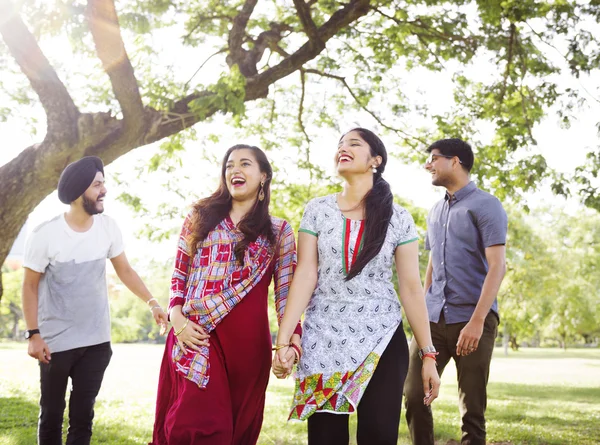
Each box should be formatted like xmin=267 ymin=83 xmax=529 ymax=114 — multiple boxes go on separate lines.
xmin=421 ymin=357 xmax=441 ymax=406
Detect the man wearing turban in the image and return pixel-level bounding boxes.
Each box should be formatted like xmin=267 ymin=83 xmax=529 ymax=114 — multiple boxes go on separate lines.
xmin=21 ymin=156 xmax=168 ymax=445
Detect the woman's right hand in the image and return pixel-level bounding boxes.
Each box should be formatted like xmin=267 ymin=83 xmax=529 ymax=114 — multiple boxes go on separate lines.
xmin=421 ymin=357 xmax=441 ymax=406
xmin=172 ymin=312 xmax=210 ymax=352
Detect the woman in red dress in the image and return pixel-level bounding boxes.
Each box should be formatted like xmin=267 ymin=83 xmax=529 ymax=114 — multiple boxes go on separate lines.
xmin=150 ymin=144 xmax=301 ymax=445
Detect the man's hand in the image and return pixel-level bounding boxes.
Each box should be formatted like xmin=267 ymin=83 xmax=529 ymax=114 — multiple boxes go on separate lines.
xmin=456 ymin=318 xmax=484 ymax=356
xmin=28 ymin=336 xmax=51 ymax=364
xmin=151 ymin=307 xmax=169 ymax=335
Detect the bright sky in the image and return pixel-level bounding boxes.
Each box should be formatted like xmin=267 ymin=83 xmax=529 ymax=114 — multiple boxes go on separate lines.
xmin=2 ymin=8 xmax=599 ymax=264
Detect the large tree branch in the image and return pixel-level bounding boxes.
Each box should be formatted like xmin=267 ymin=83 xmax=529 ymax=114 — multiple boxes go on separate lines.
xmin=86 ymin=0 xmax=145 ymax=130
xmin=0 ymin=0 xmax=79 ymax=143
xmin=227 ymin=0 xmax=369 ymax=95
xmin=293 ymin=0 xmax=322 ymax=42
xmin=250 ymin=0 xmax=370 ymax=93
xmin=227 ymin=0 xmax=259 ymax=76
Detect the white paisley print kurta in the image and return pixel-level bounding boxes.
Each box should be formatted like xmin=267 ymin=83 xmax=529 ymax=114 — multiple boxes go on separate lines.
xmin=289 ymin=194 xmax=418 ymax=421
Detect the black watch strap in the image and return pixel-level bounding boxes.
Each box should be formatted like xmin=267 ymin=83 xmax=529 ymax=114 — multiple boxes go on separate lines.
xmin=25 ymin=329 xmax=40 ymax=339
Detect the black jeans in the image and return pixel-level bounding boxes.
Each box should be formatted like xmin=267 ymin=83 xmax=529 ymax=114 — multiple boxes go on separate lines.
xmin=38 ymin=342 xmax=112 ymax=445
xmin=404 ymin=312 xmax=498 ymax=445
xmin=307 ymin=324 xmax=409 ymax=445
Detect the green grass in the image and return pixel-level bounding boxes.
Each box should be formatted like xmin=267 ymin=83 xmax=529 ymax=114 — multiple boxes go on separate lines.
xmin=1 ymin=344 xmax=598 ymax=445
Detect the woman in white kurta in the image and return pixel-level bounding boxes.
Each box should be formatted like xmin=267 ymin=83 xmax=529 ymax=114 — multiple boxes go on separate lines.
xmin=274 ymin=128 xmax=440 ymax=445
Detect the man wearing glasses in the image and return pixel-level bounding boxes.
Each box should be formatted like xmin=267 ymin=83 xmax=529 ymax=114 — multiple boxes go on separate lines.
xmin=404 ymin=138 xmax=508 ymax=445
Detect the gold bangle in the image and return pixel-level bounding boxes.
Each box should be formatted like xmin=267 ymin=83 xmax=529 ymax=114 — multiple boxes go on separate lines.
xmin=174 ymin=318 xmax=189 ymax=336
xmin=271 ymin=343 xmax=290 ymax=351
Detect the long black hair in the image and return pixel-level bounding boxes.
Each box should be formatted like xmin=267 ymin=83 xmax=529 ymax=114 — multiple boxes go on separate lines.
xmin=343 ymin=128 xmax=394 ymax=281
xmin=187 ymin=144 xmax=275 ymax=263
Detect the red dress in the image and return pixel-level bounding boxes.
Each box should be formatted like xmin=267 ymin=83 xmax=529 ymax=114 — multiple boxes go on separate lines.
xmin=150 ymin=214 xmax=298 ymax=445
xmin=150 ymin=265 xmax=273 ymax=445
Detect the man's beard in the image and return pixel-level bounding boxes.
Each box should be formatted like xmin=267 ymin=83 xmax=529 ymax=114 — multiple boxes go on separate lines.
xmin=82 ymin=194 xmax=104 ymax=215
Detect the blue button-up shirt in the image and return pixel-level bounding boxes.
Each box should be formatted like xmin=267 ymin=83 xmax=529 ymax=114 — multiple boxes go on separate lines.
xmin=425 ymin=181 xmax=507 ymax=324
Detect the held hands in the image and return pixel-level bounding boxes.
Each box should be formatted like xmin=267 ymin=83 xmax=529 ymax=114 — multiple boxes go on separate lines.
xmin=28 ymin=335 xmax=51 ymax=364
xmin=272 ymin=333 xmax=302 ymax=379
xmin=456 ymin=318 xmax=484 ymax=356
xmin=272 ymin=346 xmax=296 ymax=379
xmin=421 ymin=357 xmax=441 ymax=406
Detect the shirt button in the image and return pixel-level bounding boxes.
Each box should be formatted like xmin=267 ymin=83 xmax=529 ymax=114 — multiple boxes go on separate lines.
xmin=441 ymin=262 xmax=444 ymax=265
xmin=443 ymin=223 xmax=446 ymax=227
xmin=441 ymin=242 xmax=444 ymax=246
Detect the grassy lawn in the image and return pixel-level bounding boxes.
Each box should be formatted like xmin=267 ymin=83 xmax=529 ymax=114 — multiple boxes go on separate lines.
xmin=1 ymin=343 xmax=598 ymax=445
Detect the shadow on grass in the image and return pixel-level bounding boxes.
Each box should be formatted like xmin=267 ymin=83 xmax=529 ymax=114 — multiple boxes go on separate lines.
xmin=486 ymin=382 xmax=600 ymax=444
xmin=0 ymin=395 xmax=151 ymax=445
xmin=398 ymin=382 xmax=600 ymax=445
xmin=0 ymin=396 xmax=38 ymax=445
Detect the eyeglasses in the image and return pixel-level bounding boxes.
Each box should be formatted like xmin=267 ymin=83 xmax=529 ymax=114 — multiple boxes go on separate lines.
xmin=425 ymin=154 xmax=463 ymax=165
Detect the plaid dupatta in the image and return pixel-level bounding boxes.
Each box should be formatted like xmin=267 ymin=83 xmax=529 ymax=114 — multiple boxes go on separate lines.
xmin=169 ymin=214 xmax=295 ymax=388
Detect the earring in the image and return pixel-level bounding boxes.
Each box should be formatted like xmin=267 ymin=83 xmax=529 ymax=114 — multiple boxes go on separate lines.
xmin=372 ymin=165 xmax=377 ymax=174
xmin=258 ymin=181 xmax=265 ymax=201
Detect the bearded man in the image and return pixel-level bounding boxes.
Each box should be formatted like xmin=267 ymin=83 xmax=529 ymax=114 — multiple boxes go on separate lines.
xmin=22 ymin=156 xmax=167 ymax=445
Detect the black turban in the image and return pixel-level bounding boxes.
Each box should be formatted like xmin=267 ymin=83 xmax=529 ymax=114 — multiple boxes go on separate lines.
xmin=57 ymin=156 xmax=105 ymax=204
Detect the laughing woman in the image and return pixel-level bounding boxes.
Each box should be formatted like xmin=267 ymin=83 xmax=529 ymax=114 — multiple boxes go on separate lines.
xmin=273 ymin=129 xmax=441 ymax=445
xmin=150 ymin=144 xmax=300 ymax=445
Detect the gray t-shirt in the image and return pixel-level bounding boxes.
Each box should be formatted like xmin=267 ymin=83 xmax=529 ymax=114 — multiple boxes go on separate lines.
xmin=24 ymin=213 xmax=124 ymax=353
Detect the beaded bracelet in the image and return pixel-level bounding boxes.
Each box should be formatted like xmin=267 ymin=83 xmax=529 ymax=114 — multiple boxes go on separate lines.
xmin=146 ymin=298 xmax=158 ymax=306
xmin=174 ymin=319 xmax=189 ymax=336
xmin=422 ymin=352 xmax=439 ymax=362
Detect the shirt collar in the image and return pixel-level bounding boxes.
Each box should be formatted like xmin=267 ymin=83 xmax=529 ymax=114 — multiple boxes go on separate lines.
xmin=445 ymin=181 xmax=476 ymax=202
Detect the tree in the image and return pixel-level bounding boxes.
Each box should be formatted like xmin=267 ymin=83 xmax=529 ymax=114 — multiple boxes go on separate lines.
xmin=2 ymin=0 xmax=600 ymax=299
xmin=498 ymin=208 xmax=553 ymax=350
xmin=498 ymin=206 xmax=600 ymax=350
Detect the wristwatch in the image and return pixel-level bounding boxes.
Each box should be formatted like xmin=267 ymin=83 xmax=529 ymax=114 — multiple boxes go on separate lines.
xmin=25 ymin=329 xmax=40 ymax=340
xmin=418 ymin=345 xmax=437 ymax=360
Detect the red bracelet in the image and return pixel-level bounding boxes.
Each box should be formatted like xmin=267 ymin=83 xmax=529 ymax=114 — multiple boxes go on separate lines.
xmin=290 ymin=343 xmax=302 ymax=364
xmin=422 ymin=352 xmax=439 ymax=362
